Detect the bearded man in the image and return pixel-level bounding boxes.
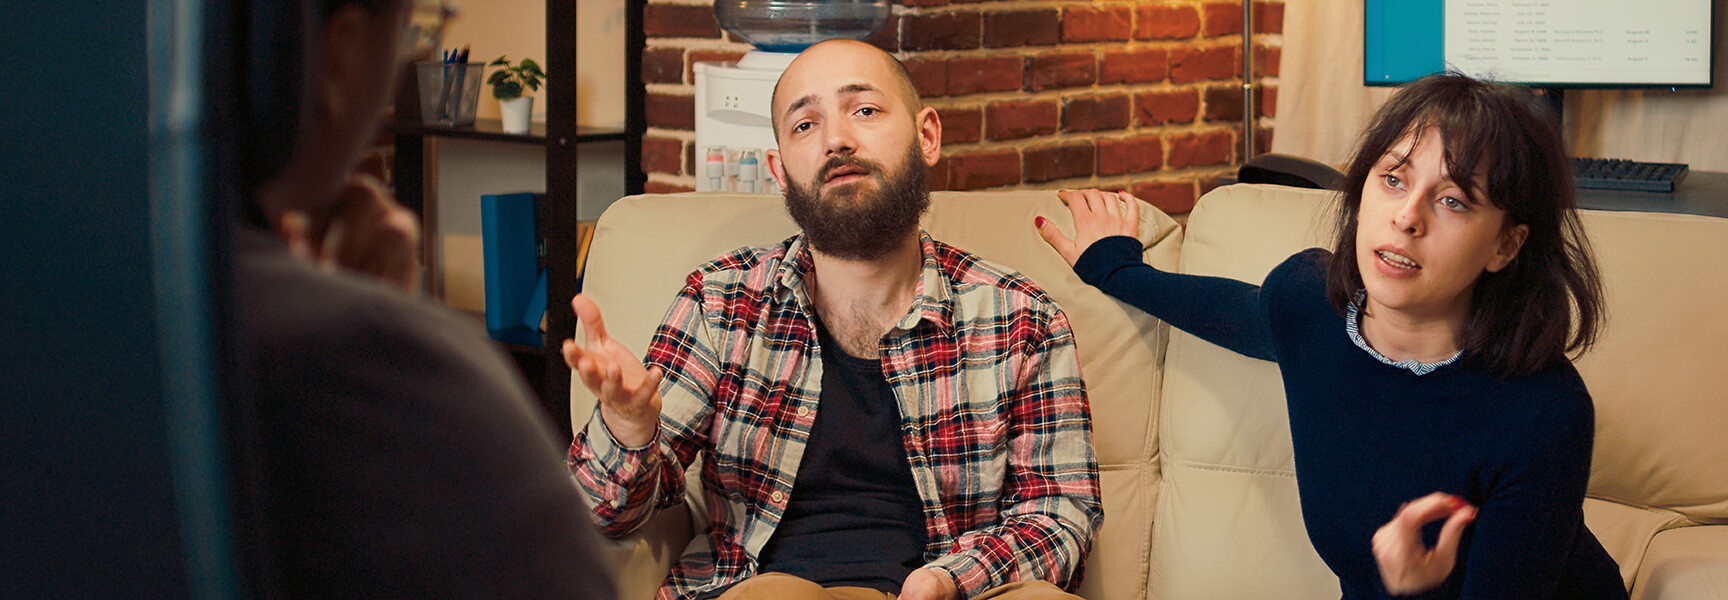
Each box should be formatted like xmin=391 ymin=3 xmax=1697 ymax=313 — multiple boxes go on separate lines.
xmin=565 ymin=40 xmax=1101 ymax=600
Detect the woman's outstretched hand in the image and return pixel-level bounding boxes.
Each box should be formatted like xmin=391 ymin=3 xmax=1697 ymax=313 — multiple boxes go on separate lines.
xmin=1034 ymin=189 xmax=1143 ymax=267
xmin=1373 ymin=492 xmax=1478 ymax=596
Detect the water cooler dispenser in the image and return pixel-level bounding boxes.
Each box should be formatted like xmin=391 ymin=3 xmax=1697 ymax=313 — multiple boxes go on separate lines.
xmin=694 ymin=1 xmax=891 ymax=193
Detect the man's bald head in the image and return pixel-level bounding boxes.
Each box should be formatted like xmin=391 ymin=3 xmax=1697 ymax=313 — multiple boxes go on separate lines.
xmin=769 ymin=40 xmax=923 ymax=140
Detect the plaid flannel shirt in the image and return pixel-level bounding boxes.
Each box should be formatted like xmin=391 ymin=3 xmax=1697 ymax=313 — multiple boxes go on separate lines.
xmin=569 ymin=233 xmax=1102 ymax=600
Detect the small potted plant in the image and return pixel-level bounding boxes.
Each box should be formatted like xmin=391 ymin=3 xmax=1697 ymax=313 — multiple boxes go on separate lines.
xmin=487 ymin=55 xmax=545 ymax=134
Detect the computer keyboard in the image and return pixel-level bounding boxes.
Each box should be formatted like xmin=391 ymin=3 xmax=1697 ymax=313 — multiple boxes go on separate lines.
xmin=1572 ymin=157 xmax=1689 ymax=193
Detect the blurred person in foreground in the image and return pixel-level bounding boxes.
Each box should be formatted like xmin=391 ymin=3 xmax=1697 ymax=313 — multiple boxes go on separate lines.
xmin=229 ymin=0 xmax=612 ymax=596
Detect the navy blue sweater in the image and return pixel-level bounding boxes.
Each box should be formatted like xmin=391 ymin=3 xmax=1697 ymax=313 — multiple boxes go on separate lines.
xmin=1075 ymin=238 xmax=1625 ymax=599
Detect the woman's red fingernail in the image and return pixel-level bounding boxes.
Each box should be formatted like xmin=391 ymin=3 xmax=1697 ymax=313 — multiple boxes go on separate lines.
xmin=1035 ymin=216 xmax=1047 ymax=228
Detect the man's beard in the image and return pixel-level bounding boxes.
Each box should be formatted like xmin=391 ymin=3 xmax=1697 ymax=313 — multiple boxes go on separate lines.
xmin=783 ymin=144 xmax=930 ymax=262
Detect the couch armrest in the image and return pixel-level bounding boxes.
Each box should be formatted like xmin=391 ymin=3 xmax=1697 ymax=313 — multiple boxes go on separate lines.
xmin=598 ymin=502 xmax=695 ymax=600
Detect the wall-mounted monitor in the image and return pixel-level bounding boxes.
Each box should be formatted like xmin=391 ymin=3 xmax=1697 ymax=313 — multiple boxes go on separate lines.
xmin=1365 ymin=0 xmax=1715 ymax=88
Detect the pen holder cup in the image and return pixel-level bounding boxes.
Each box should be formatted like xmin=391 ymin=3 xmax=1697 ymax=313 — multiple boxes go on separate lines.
xmin=416 ymin=62 xmax=484 ymax=127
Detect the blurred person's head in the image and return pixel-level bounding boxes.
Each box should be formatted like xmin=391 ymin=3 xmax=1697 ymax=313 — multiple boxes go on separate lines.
xmin=246 ymin=0 xmax=414 ymax=230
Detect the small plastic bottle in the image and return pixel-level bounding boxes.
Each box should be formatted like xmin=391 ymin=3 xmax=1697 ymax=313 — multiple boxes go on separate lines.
xmin=705 ymin=146 xmax=727 ymax=191
xmin=737 ymin=150 xmax=760 ymax=193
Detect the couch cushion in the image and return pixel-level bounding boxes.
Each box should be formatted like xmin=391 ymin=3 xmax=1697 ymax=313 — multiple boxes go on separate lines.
xmin=1153 ymin=184 xmax=1342 ymax=599
xmin=1629 ymin=525 xmax=1728 ymax=600
xmin=1585 ymin=498 xmax=1691 ymax=589
xmin=572 ymin=191 xmax=1182 ymax=599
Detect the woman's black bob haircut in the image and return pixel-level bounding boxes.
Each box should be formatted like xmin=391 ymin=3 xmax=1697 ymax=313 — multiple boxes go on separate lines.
xmin=1325 ymin=72 xmax=1604 ymax=379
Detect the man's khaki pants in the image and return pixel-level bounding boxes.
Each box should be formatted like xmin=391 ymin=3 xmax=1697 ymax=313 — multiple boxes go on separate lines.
xmin=716 ymin=572 xmax=1081 ymax=600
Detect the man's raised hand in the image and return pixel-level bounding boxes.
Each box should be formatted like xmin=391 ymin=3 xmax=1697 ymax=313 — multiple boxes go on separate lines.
xmin=564 ymin=294 xmax=664 ymax=448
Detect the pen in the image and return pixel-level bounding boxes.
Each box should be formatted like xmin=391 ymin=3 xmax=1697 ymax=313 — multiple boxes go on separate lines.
xmin=438 ymin=49 xmax=455 ymax=122
xmin=446 ymin=44 xmax=471 ymax=124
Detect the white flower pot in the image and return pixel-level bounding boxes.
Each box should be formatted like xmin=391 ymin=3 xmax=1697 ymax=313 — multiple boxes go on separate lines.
xmin=499 ymin=95 xmax=534 ymax=134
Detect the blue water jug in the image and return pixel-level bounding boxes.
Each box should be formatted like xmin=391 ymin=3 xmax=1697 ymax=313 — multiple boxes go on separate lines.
xmin=714 ymin=1 xmax=891 ymax=53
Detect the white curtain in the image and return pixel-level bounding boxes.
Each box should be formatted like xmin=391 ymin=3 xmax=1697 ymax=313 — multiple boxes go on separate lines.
xmin=1272 ymin=0 xmax=1728 ymax=173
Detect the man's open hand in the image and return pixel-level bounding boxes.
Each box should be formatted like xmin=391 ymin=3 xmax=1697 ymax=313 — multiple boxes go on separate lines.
xmin=563 ymin=294 xmax=664 ymax=448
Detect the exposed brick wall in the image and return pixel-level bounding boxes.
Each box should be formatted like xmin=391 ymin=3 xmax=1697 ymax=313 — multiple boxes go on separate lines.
xmin=638 ymin=0 xmax=1283 ymax=215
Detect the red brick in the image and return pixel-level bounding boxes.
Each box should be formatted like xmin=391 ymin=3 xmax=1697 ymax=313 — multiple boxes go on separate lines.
xmin=863 ymin=15 xmax=900 ymax=51
xmin=947 ymin=55 xmax=1024 ymax=95
xmin=905 ymin=58 xmax=948 ymax=98
xmin=929 ymin=156 xmax=952 ymax=191
xmin=685 ymin=144 xmax=696 ymax=177
xmin=645 ymin=181 xmax=695 ymax=194
xmin=1199 ymin=175 xmax=1225 ymax=197
xmin=1261 ymin=85 xmax=1278 ymax=117
xmin=1101 ymin=48 xmax=1168 ymax=84
xmin=1255 ymin=126 xmax=1275 ymax=156
xmin=905 ymin=11 xmax=983 ymax=51
xmin=1134 ymin=89 xmax=1199 ymax=126
xmin=1233 ymin=84 xmax=1270 ymax=120
xmin=687 ymin=50 xmax=748 ymax=85
xmin=645 ymin=93 xmax=696 ymax=131
xmin=1098 ymin=135 xmax=1163 ymax=176
xmin=1255 ymin=1 xmax=1286 ymax=34
xmin=1202 ymin=2 xmax=1245 ymax=37
xmin=644 ymin=4 xmax=720 ymax=39
xmin=1257 ymin=45 xmax=1282 ymax=78
xmin=1130 ymin=180 xmax=1199 ymax=214
xmin=1171 ymin=45 xmax=1237 ymax=83
xmin=642 ymin=47 xmax=683 ymax=85
xmin=1028 ymin=52 xmax=1096 ymax=92
xmin=1204 ymin=85 xmax=1245 ymax=122
xmin=986 ymin=99 xmax=1059 ymax=141
xmin=1167 ymin=130 xmax=1235 ymax=169
xmin=942 ymin=107 xmax=983 ymax=144
xmin=641 ymin=137 xmax=683 ymax=175
xmin=948 ymin=150 xmax=1021 ymax=190
xmin=902 ymin=0 xmax=949 ymax=7
xmin=1137 ymin=5 xmax=1200 ymax=40
xmin=1063 ymin=6 xmax=1133 ymax=43
xmin=986 ymin=10 xmax=1060 ymax=48
xmin=1025 ymin=142 xmax=1096 ymax=183
xmin=1062 ymin=94 xmax=1131 ymax=133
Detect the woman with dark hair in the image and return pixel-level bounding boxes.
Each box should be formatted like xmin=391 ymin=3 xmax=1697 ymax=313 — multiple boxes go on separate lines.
xmin=1035 ymin=73 xmax=1626 ymax=598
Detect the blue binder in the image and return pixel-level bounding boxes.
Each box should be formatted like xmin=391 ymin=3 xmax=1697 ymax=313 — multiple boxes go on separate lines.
xmin=481 ymin=192 xmax=545 ymax=346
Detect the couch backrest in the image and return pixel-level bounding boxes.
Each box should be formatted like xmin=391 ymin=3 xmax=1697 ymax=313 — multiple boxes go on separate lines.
xmin=1572 ymin=208 xmax=1728 ymax=525
xmin=572 ymin=191 xmax=1183 ymax=600
xmin=1152 ymin=184 xmax=1342 ymax=599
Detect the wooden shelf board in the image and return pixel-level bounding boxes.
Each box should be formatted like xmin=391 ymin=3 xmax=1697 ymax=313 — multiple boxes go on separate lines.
xmin=390 ymin=119 xmax=625 ymax=144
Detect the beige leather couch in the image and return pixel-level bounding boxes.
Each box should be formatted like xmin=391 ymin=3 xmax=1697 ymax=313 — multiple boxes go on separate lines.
xmin=571 ymin=184 xmax=1728 ymax=599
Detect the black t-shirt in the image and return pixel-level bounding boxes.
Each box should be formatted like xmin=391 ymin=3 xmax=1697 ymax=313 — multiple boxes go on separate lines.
xmin=755 ymin=319 xmax=928 ymax=594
